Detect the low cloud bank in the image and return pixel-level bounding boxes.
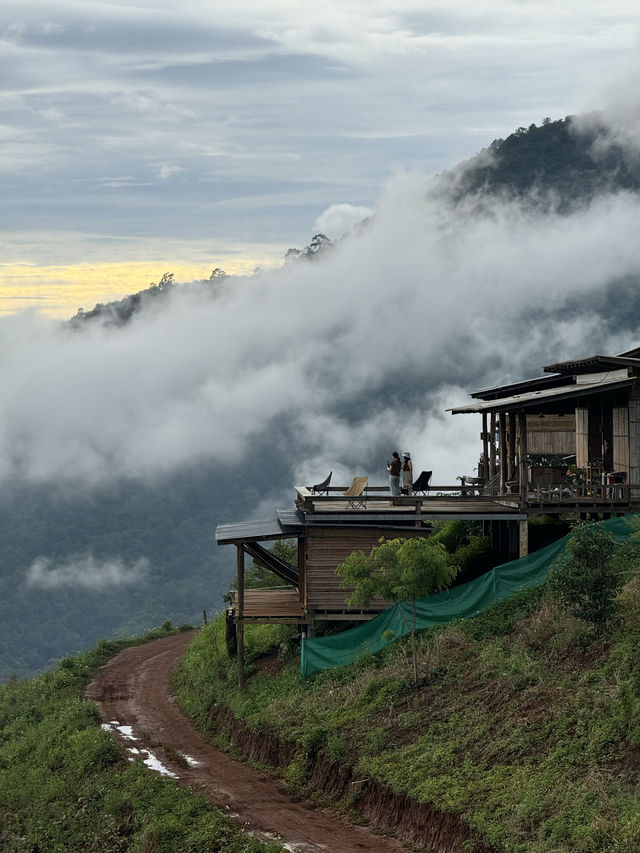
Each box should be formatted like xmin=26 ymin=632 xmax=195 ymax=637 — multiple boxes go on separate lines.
xmin=2 ymin=116 xmax=640 ymax=490
xmin=25 ymin=554 xmax=150 ymax=590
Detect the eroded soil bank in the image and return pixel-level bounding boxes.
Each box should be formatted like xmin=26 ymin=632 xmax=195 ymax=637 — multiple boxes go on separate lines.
xmin=214 ymin=705 xmax=497 ymax=853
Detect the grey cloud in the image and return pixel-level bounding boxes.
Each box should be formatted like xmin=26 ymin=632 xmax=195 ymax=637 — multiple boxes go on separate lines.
xmin=2 ymin=171 xmax=640 ymax=488
xmin=25 ymin=554 xmax=150 ymax=590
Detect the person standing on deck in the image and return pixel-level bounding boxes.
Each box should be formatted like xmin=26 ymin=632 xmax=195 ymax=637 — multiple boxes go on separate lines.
xmin=401 ymin=451 xmax=413 ymax=495
xmin=387 ymin=451 xmax=401 ymax=496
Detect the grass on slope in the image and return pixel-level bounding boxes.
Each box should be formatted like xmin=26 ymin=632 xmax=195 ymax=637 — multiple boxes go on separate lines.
xmin=174 ymin=579 xmax=640 ymax=853
xmin=0 ymin=623 xmax=282 ymax=853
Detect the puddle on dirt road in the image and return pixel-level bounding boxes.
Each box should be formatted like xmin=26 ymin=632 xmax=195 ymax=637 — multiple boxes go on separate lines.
xmin=102 ymin=723 xmax=328 ymax=851
xmin=254 ymin=830 xmax=329 ymax=851
xmin=101 ymin=720 xmax=178 ymax=779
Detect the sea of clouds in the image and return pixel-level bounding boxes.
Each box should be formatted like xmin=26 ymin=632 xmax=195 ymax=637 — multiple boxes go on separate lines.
xmin=2 ymin=111 xmax=640 ymax=501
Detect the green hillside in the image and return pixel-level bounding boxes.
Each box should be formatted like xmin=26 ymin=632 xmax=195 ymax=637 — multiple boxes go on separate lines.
xmin=0 ymin=625 xmax=281 ymax=853
xmin=173 ymin=530 xmax=640 ymax=853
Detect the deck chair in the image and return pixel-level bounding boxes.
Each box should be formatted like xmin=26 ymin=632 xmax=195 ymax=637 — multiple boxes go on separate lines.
xmin=311 ymin=471 xmax=332 ymax=495
xmin=412 ymin=470 xmax=432 ymax=495
xmin=343 ymin=476 xmax=368 ymax=508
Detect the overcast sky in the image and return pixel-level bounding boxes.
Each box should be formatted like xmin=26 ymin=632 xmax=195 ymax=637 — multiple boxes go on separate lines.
xmin=2 ymin=1 xmax=640 ymax=314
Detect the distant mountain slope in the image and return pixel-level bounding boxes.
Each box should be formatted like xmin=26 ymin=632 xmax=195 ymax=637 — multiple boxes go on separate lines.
xmin=447 ymin=115 xmax=640 ymax=205
xmin=0 ymin=451 xmax=293 ymax=682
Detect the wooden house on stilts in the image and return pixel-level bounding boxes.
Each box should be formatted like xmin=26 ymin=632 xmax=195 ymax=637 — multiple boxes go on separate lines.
xmin=216 ymin=345 xmax=640 ymax=685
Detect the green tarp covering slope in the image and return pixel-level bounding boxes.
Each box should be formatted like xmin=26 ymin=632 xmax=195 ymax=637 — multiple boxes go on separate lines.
xmin=300 ymin=515 xmax=636 ymax=678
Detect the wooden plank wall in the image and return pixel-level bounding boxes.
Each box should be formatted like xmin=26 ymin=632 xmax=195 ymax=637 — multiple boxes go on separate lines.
xmin=629 ymin=382 xmax=640 ymax=484
xmin=234 ymin=588 xmax=303 ymax=617
xmin=576 ymin=408 xmax=589 ymax=469
xmin=526 ymin=414 xmax=575 ymax=455
xmin=303 ymin=527 xmax=427 ymax=613
xmin=613 ymin=406 xmax=630 ymax=475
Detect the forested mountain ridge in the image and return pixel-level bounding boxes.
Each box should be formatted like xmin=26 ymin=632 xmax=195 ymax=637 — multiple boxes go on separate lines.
xmin=446 ymin=115 xmax=640 ymax=205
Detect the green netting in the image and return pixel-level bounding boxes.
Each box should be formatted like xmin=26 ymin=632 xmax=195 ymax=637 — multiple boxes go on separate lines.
xmin=299 ymin=514 xmax=637 ymax=678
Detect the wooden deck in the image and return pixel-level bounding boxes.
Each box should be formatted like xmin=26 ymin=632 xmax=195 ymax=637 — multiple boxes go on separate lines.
xmin=296 ymin=485 xmax=637 ymax=518
xmin=233 ymin=587 xmax=306 ymax=621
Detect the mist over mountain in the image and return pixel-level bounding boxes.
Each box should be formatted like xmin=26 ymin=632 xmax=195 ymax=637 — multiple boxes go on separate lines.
xmin=4 ymin=112 xmax=640 ymax=680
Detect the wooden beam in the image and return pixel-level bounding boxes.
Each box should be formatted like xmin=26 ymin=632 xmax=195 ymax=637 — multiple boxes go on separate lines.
xmin=482 ymin=413 xmax=489 ymax=480
xmin=519 ymin=518 xmax=529 ymax=558
xmin=489 ymin=413 xmax=497 ymax=480
xmin=507 ymin=413 xmax=516 ymax=481
xmin=518 ymin=411 xmax=528 ymax=508
xmin=498 ymin=412 xmax=507 ymax=495
xmin=236 ymin=544 xmax=245 ymax=690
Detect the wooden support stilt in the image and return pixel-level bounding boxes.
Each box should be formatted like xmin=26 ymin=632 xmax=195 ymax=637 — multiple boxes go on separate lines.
xmin=519 ymin=518 xmax=529 ymax=558
xmin=236 ymin=544 xmax=245 ymax=690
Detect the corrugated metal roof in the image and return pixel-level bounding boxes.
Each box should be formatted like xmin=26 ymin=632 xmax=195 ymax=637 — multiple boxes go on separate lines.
xmin=215 ymin=518 xmax=291 ymax=545
xmin=471 ymin=373 xmax=566 ymax=400
xmin=216 ymin=510 xmax=307 ymax=544
xmin=543 ymin=354 xmax=640 ymax=374
xmin=450 ymin=372 xmax=633 ymax=415
xmin=276 ymin=508 xmax=306 ymax=530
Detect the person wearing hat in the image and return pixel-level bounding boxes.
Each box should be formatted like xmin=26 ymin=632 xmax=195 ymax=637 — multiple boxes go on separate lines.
xmin=401 ymin=451 xmax=413 ymax=495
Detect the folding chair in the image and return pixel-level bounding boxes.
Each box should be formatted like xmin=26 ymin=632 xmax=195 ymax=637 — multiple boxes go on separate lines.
xmin=412 ymin=470 xmax=432 ymax=495
xmin=343 ymin=476 xmax=368 ymax=508
xmin=311 ymin=471 xmax=332 ymax=495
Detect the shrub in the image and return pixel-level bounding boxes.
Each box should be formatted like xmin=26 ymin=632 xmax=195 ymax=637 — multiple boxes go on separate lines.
xmin=548 ymin=522 xmax=622 ymax=629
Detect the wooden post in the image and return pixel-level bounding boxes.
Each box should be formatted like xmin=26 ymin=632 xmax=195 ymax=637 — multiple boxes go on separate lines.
xmin=481 ymin=413 xmax=489 ymax=481
xmin=507 ymin=413 xmax=516 ymax=481
xmin=236 ymin=544 xmax=245 ymax=690
xmin=225 ymin=609 xmax=236 ymax=655
xmin=498 ymin=412 xmax=507 ymax=495
xmin=519 ymin=518 xmax=529 ymax=558
xmin=489 ymin=413 xmax=497 ymax=481
xmin=518 ymin=411 xmax=528 ymax=507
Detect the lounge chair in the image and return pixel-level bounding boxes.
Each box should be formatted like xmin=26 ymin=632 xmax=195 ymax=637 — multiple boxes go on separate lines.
xmin=343 ymin=476 xmax=368 ymax=508
xmin=412 ymin=470 xmax=432 ymax=495
xmin=311 ymin=471 xmax=332 ymax=495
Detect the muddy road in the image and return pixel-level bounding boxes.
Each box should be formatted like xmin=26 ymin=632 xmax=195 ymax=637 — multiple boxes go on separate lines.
xmin=86 ymin=631 xmax=408 ymax=853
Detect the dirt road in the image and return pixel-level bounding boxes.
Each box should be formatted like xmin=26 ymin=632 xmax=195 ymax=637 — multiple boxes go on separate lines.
xmin=86 ymin=631 xmax=408 ymax=853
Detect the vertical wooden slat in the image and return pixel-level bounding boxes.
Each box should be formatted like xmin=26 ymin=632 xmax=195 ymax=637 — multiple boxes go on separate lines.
xmin=613 ymin=406 xmax=630 ymax=475
xmin=576 ymin=407 xmax=589 ymax=470
xmin=629 ymin=382 xmax=640 ymax=486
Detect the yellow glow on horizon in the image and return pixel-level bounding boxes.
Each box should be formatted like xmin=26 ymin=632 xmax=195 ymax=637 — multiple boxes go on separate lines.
xmin=0 ymin=256 xmax=283 ymax=319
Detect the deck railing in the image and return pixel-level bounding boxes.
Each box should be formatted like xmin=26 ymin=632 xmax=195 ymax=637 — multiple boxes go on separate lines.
xmin=296 ymin=482 xmax=640 ymax=512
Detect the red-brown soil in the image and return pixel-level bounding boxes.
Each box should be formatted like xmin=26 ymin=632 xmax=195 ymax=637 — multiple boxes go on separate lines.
xmin=85 ymin=631 xmax=409 ymax=852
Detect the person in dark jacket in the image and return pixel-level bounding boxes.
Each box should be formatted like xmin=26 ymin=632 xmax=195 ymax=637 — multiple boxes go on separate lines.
xmin=401 ymin=451 xmax=413 ymax=495
xmin=387 ymin=451 xmax=401 ymax=495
